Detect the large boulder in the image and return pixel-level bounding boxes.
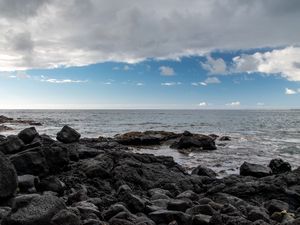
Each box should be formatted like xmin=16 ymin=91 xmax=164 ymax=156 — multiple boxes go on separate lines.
xmin=57 ymin=125 xmax=81 ymax=143
xmin=240 ymin=162 xmax=272 ymax=178
xmin=10 ymin=148 xmax=49 ymax=177
xmin=2 ymin=194 xmax=66 ymax=225
xmin=0 ymin=135 xmax=24 ymax=154
xmin=170 ymin=133 xmax=216 ymax=151
xmin=18 ymin=127 xmax=38 ymax=144
xmin=0 ymin=152 xmax=18 ymax=199
xmin=269 ymin=158 xmax=292 ymax=174
xmin=43 ymin=144 xmax=70 ymax=174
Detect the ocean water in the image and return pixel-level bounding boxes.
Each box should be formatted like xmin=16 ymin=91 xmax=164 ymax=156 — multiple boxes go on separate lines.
xmin=1 ymin=109 xmax=300 ymax=175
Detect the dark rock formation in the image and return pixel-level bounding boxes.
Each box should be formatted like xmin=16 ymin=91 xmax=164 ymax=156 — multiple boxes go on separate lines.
xmin=57 ymin=125 xmax=81 ymax=143
xmin=240 ymin=162 xmax=272 ymax=178
xmin=170 ymin=134 xmax=216 ymax=151
xmin=269 ymin=158 xmax=292 ymax=174
xmin=191 ymin=165 xmax=217 ymax=178
xmin=18 ymin=127 xmax=38 ymax=144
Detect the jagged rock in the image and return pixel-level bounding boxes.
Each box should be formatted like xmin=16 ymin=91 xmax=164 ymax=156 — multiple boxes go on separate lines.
xmin=170 ymin=134 xmax=216 ymax=151
xmin=43 ymin=144 xmax=70 ymax=174
xmin=2 ymin=194 xmax=66 ymax=225
xmin=18 ymin=175 xmax=38 ymax=193
xmin=191 ymin=165 xmax=217 ymax=178
xmin=10 ymin=147 xmax=49 ymax=177
xmin=269 ymin=158 xmax=292 ymax=174
xmin=247 ymin=208 xmax=270 ymax=222
xmin=185 ymin=204 xmax=216 ymax=216
xmin=102 ymin=203 xmax=129 ymax=221
xmin=240 ymin=162 xmax=272 ymax=178
xmin=0 ymin=152 xmax=18 ymax=199
xmin=176 ymin=190 xmax=198 ymax=201
xmin=167 ymin=199 xmax=192 ymax=212
xmin=148 ymin=210 xmax=192 ymax=225
xmin=264 ymin=199 xmax=289 ymax=214
xmin=74 ymin=201 xmax=101 ymax=220
xmin=18 ymin=127 xmax=38 ymax=144
xmin=0 ymin=135 xmax=24 ymax=154
xmin=57 ymin=125 xmax=81 ymax=143
xmin=192 ymin=213 xmax=211 ymax=225
xmin=51 ymin=209 xmax=81 ymax=225
xmin=36 ymin=176 xmax=66 ymax=195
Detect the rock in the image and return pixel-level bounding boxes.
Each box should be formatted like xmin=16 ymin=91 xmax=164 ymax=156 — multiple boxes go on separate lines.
xmin=176 ymin=190 xmax=198 ymax=201
xmin=167 ymin=199 xmax=192 ymax=212
xmin=170 ymin=134 xmax=216 ymax=151
xmin=191 ymin=165 xmax=217 ymax=178
xmin=120 ymin=192 xmax=146 ymax=213
xmin=247 ymin=208 xmax=270 ymax=222
xmin=269 ymin=158 xmax=292 ymax=174
xmin=74 ymin=201 xmax=101 ymax=220
xmin=185 ymin=204 xmax=215 ymax=216
xmin=10 ymin=147 xmax=49 ymax=177
xmin=36 ymin=176 xmax=66 ymax=195
xmin=0 ymin=207 xmax=11 ymax=220
xmin=57 ymin=125 xmax=81 ymax=143
xmin=43 ymin=144 xmax=70 ymax=174
xmin=0 ymin=152 xmax=18 ymax=199
xmin=67 ymin=187 xmax=88 ymax=205
xmin=0 ymin=115 xmax=13 ymax=123
xmin=51 ymin=209 xmax=81 ymax=225
xmin=264 ymin=199 xmax=289 ymax=214
xmin=2 ymin=194 xmax=66 ymax=225
xmin=102 ymin=203 xmax=129 ymax=220
xmin=148 ymin=210 xmax=192 ymax=225
xmin=192 ymin=213 xmax=211 ymax=225
xmin=18 ymin=175 xmax=38 ymax=193
xmin=0 ymin=135 xmax=24 ymax=154
xmin=18 ymin=127 xmax=38 ymax=144
xmin=240 ymin=162 xmax=272 ymax=178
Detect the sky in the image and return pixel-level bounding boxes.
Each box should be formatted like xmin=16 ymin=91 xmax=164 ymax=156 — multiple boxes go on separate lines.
xmin=0 ymin=0 xmax=300 ymax=109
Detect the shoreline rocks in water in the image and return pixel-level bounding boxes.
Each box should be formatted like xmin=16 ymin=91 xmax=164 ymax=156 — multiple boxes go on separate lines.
xmin=0 ymin=115 xmax=42 ymax=133
xmin=0 ymin=125 xmax=299 ymax=225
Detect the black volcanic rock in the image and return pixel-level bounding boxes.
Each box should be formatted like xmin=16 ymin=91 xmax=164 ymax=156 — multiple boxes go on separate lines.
xmin=18 ymin=127 xmax=38 ymax=144
xmin=240 ymin=162 xmax=272 ymax=178
xmin=0 ymin=135 xmax=24 ymax=154
xmin=57 ymin=125 xmax=81 ymax=143
xmin=0 ymin=151 xmax=18 ymax=199
xmin=269 ymin=158 xmax=292 ymax=174
xmin=192 ymin=165 xmax=217 ymax=178
xmin=170 ymin=134 xmax=216 ymax=151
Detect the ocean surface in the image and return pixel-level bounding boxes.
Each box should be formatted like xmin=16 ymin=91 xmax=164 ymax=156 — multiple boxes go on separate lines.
xmin=1 ymin=109 xmax=300 ymax=176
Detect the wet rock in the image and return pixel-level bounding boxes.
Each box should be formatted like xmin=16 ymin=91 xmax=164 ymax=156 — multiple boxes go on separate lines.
xmin=36 ymin=176 xmax=66 ymax=195
xmin=10 ymin=147 xmax=49 ymax=177
xmin=264 ymin=199 xmax=289 ymax=214
xmin=148 ymin=210 xmax=192 ymax=225
xmin=0 ymin=125 xmax=13 ymax=132
xmin=0 ymin=135 xmax=24 ymax=154
xmin=269 ymin=158 xmax=292 ymax=174
xmin=240 ymin=162 xmax=272 ymax=178
xmin=191 ymin=165 xmax=217 ymax=178
xmin=51 ymin=209 xmax=81 ymax=225
xmin=0 ymin=152 xmax=18 ymax=199
xmin=0 ymin=115 xmax=13 ymax=123
xmin=170 ymin=134 xmax=216 ymax=151
xmin=219 ymin=136 xmax=231 ymax=141
xmin=18 ymin=127 xmax=38 ymax=144
xmin=2 ymin=194 xmax=66 ymax=225
xmin=18 ymin=175 xmax=38 ymax=193
xmin=57 ymin=125 xmax=81 ymax=143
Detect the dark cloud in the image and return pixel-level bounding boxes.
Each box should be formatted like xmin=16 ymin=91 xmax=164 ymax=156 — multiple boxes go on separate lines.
xmin=0 ymin=0 xmax=299 ymax=70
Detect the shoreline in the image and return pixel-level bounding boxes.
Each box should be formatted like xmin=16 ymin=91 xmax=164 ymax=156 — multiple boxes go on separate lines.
xmin=0 ymin=125 xmax=299 ymax=224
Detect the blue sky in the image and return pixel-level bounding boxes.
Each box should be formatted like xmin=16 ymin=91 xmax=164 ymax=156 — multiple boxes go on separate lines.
xmin=0 ymin=0 xmax=299 ymax=109
xmin=1 ymin=49 xmax=300 ymax=109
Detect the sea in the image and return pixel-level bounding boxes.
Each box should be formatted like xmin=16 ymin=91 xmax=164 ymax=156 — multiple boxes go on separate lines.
xmin=1 ymin=109 xmax=300 ymax=176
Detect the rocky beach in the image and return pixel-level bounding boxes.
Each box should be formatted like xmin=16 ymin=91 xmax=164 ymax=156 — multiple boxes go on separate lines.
xmin=0 ymin=115 xmax=300 ymax=225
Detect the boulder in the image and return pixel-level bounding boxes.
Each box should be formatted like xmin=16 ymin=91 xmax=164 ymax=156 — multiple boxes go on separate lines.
xmin=10 ymin=148 xmax=49 ymax=177
xmin=264 ymin=199 xmax=289 ymax=214
xmin=170 ymin=134 xmax=216 ymax=151
xmin=167 ymin=199 xmax=192 ymax=212
xmin=43 ymin=144 xmax=70 ymax=174
xmin=148 ymin=210 xmax=192 ymax=225
xmin=18 ymin=175 xmax=38 ymax=193
xmin=2 ymin=194 xmax=66 ymax=225
xmin=51 ymin=209 xmax=81 ymax=225
xmin=57 ymin=125 xmax=81 ymax=143
xmin=0 ymin=135 xmax=24 ymax=154
xmin=269 ymin=158 xmax=292 ymax=174
xmin=18 ymin=127 xmax=38 ymax=144
xmin=191 ymin=165 xmax=217 ymax=178
xmin=240 ymin=162 xmax=272 ymax=178
xmin=0 ymin=152 xmax=18 ymax=199
xmin=36 ymin=176 xmax=66 ymax=195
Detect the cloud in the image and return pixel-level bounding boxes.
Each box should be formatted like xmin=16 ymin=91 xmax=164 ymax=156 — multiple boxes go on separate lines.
xmin=232 ymin=46 xmax=300 ymax=81
xmin=192 ymin=77 xmax=220 ymax=86
xmin=159 ymin=66 xmax=175 ymax=76
xmin=161 ymin=82 xmax=181 ymax=86
xmin=226 ymin=101 xmax=241 ymax=106
xmin=199 ymin=102 xmax=207 ymax=107
xmin=1 ymin=0 xmax=299 ymax=71
xmin=257 ymin=102 xmax=265 ymax=106
xmin=40 ymin=78 xmax=88 ymax=84
xmin=136 ymin=82 xmax=144 ymax=86
xmin=201 ymin=56 xmax=227 ymax=74
xmin=285 ymin=88 xmax=297 ymax=95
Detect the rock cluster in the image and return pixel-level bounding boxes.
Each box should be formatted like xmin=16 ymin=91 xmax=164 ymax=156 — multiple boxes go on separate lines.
xmin=0 ymin=125 xmax=299 ymax=225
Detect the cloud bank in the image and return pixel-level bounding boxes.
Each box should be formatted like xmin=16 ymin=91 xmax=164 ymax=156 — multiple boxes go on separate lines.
xmin=0 ymin=0 xmax=299 ymax=71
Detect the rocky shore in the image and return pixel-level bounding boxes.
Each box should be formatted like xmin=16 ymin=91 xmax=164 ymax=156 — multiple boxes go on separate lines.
xmin=0 ymin=124 xmax=299 ymax=225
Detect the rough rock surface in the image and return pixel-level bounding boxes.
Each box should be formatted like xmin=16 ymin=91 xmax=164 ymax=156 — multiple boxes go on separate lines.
xmin=57 ymin=125 xmax=81 ymax=143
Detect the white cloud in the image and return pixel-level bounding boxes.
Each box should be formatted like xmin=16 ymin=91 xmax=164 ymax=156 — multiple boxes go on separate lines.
xmin=232 ymin=46 xmax=300 ymax=81
xmin=136 ymin=82 xmax=144 ymax=86
xmin=204 ymin=77 xmax=221 ymax=84
xmin=285 ymin=88 xmax=297 ymax=95
xmin=41 ymin=78 xmax=88 ymax=84
xmin=159 ymin=66 xmax=175 ymax=76
xmin=226 ymin=101 xmax=241 ymax=106
xmin=201 ymin=56 xmax=227 ymax=74
xmin=257 ymin=102 xmax=265 ymax=106
xmin=199 ymin=102 xmax=207 ymax=107
xmin=0 ymin=0 xmax=299 ymax=71
xmin=123 ymin=65 xmax=131 ymax=71
xmin=161 ymin=82 xmax=181 ymax=86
